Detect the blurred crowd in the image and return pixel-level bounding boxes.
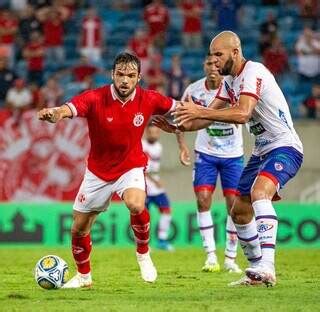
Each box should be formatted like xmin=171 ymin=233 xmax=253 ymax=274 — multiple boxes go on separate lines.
xmin=0 ymin=0 xmax=319 ymax=120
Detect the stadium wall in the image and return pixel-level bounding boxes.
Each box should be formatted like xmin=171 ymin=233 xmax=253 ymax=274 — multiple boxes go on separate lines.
xmin=0 ymin=202 xmax=319 ymax=248
xmin=0 ymin=113 xmax=318 ymax=202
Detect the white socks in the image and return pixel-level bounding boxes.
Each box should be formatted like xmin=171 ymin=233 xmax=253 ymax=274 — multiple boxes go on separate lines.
xmin=197 ymin=211 xmax=216 ymax=255
xmin=158 ymin=213 xmax=172 ymax=240
xmin=225 ymin=215 xmax=238 ymax=260
xmin=234 ymin=218 xmax=262 ymax=266
xmin=252 ymin=199 xmax=278 ymax=267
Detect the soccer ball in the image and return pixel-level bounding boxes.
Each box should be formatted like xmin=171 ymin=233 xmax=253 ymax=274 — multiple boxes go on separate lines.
xmin=34 ymin=255 xmax=69 ymax=289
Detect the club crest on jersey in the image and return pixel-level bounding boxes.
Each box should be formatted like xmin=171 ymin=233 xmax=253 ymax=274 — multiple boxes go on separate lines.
xmin=274 ymin=162 xmax=283 ymax=171
xmin=133 ymin=112 xmax=144 ymax=127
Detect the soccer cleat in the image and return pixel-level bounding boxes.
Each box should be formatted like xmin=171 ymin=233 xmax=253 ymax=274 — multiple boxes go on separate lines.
xmin=202 ymin=259 xmax=221 ymax=272
xmin=157 ymin=240 xmax=175 ymax=251
xmin=245 ymin=265 xmax=276 ymax=287
xmin=228 ymin=275 xmax=263 ymax=287
xmin=136 ymin=252 xmax=157 ymax=283
xmin=224 ymin=259 xmax=242 ymax=273
xmin=62 ymin=272 xmax=92 ymax=289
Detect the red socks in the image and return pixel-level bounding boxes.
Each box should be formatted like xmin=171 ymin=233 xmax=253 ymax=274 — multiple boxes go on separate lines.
xmin=72 ymin=233 xmax=92 ymax=274
xmin=71 ymin=209 xmax=149 ymax=272
xmin=130 ymin=209 xmax=150 ymax=254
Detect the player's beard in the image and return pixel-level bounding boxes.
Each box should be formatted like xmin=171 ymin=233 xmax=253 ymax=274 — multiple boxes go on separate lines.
xmin=219 ymin=56 xmax=234 ymax=76
xmin=114 ymin=83 xmax=137 ymax=100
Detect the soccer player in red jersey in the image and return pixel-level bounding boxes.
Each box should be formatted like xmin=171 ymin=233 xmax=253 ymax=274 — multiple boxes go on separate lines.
xmin=38 ymin=52 xmax=177 ymax=287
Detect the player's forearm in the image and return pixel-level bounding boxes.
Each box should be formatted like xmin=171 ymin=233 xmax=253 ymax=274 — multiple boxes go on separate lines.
xmin=38 ymin=104 xmax=73 ymax=123
xmin=180 ymin=119 xmax=213 ymax=131
xmin=55 ymin=104 xmax=73 ymax=119
xmin=197 ymin=106 xmax=250 ymax=124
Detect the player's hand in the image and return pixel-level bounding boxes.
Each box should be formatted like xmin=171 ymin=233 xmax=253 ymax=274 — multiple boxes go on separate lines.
xmin=37 ymin=108 xmax=61 ymax=123
xmin=173 ymin=95 xmax=201 ymax=126
xmin=152 ymin=116 xmax=178 ymax=133
xmin=179 ymin=145 xmax=191 ymax=166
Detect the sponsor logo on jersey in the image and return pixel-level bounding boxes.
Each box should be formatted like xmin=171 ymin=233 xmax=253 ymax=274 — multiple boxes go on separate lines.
xmin=274 ymin=162 xmax=284 ymax=171
xmin=206 ymin=127 xmax=234 ymax=137
xmin=257 ymin=223 xmax=274 ymax=233
xmin=249 ymin=122 xmax=266 ymax=135
xmin=256 ymin=78 xmax=262 ymax=96
xmin=255 ymin=137 xmax=272 ymax=147
xmin=106 ymin=117 xmax=113 ymax=122
xmin=133 ymin=113 xmax=144 ymax=127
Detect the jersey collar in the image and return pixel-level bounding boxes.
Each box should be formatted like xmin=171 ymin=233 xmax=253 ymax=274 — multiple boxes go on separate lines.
xmin=111 ymin=84 xmax=137 ymax=105
xmin=235 ymin=60 xmax=249 ymax=78
xmin=204 ymin=79 xmax=210 ymax=92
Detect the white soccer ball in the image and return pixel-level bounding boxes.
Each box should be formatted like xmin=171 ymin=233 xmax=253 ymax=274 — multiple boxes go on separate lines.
xmin=34 ymin=255 xmax=69 ymax=289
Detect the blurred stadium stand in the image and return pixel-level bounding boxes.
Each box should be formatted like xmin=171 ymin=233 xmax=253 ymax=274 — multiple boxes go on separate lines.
xmin=0 ymin=0 xmax=317 ymax=117
xmin=0 ymin=0 xmax=319 ymax=202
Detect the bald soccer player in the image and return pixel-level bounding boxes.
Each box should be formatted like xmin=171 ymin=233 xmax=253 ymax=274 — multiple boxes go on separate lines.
xmin=154 ymin=31 xmax=303 ymax=287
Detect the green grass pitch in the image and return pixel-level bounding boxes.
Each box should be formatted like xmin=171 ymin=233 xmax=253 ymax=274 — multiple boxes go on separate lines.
xmin=1 ymin=248 xmax=319 ymax=312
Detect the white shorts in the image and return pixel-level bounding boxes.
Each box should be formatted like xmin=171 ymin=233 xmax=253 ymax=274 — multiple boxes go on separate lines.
xmin=73 ymin=167 xmax=146 ymax=213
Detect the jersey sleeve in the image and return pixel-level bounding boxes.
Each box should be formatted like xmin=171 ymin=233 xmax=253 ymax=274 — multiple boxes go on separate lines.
xmin=65 ymin=90 xmax=95 ymax=118
xmin=150 ymin=90 xmax=175 ymax=115
xmin=240 ymin=67 xmax=264 ymax=101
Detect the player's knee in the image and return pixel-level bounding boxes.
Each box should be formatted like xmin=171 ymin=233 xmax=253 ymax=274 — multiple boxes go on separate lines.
xmin=230 ymin=198 xmax=253 ymax=224
xmin=71 ymin=227 xmax=89 ymax=237
xmin=251 ymin=188 xmax=269 ymax=202
xmin=125 ymin=198 xmax=144 ymax=215
xmin=196 ymin=192 xmax=211 ymax=212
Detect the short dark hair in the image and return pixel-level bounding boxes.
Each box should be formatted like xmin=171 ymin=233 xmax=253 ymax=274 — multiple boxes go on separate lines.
xmin=113 ymin=52 xmax=141 ymax=73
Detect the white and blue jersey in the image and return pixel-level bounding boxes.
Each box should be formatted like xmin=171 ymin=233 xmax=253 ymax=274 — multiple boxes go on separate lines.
xmin=182 ymin=77 xmax=244 ymax=194
xmin=216 ymin=61 xmax=303 ymax=197
xmin=182 ymin=77 xmax=243 ymax=158
xmin=142 ymin=139 xmax=170 ymax=209
xmin=216 ymin=61 xmax=303 ymax=156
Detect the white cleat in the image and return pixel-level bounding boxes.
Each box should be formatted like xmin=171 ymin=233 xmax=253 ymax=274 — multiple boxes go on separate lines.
xmin=62 ymin=272 xmax=92 ymax=289
xmin=245 ymin=265 xmax=276 ymax=287
xmin=228 ymin=275 xmax=262 ymax=287
xmin=136 ymin=252 xmax=157 ymax=283
xmin=224 ymin=259 xmax=242 ymax=273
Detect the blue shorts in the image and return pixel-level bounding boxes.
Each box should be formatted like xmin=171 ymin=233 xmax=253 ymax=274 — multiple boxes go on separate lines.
xmin=146 ymin=193 xmax=171 ymax=211
xmin=237 ymin=146 xmax=303 ymax=198
xmin=193 ymin=151 xmax=244 ymax=196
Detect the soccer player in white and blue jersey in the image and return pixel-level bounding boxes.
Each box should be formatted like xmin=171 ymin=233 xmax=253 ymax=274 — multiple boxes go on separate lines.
xmin=143 ymin=123 xmax=174 ymax=251
xmin=164 ymin=31 xmax=303 ymax=287
xmin=176 ymin=54 xmax=243 ymax=273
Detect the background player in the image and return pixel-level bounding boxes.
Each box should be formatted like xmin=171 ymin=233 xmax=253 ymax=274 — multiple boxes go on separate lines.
xmin=38 ymin=52 xmax=177 ymax=287
xmin=176 ymin=53 xmax=242 ymax=273
xmin=155 ymin=31 xmax=303 ymax=287
xmin=143 ymin=123 xmax=174 ymax=251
